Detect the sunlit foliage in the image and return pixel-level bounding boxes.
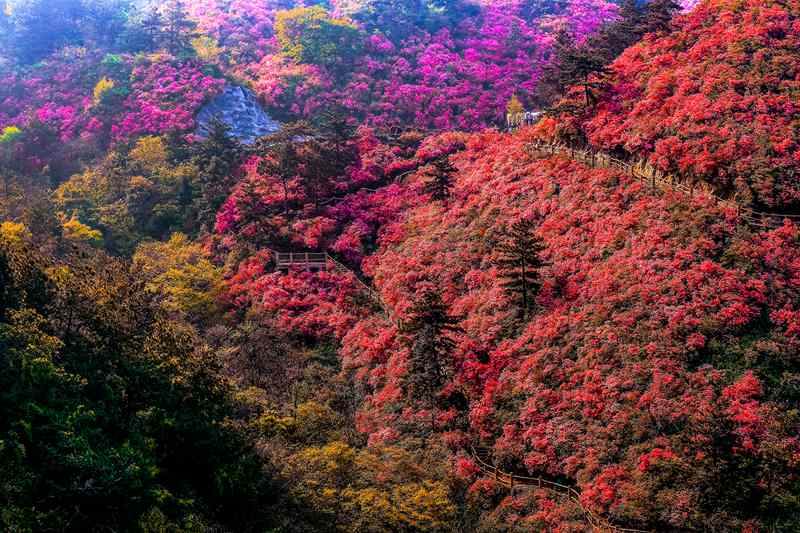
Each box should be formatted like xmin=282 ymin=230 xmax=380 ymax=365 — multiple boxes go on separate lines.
xmin=92 ymin=76 xmax=115 ymax=106
xmin=275 ymin=6 xmax=362 ymax=68
xmin=132 ymin=233 xmax=225 ymax=324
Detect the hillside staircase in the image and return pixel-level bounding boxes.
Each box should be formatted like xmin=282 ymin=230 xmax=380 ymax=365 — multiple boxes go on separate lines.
xmin=470 ymin=446 xmax=649 ymax=532
xmin=524 ymin=140 xmax=800 ymax=230
xmin=274 ymin=251 xmax=397 ymax=325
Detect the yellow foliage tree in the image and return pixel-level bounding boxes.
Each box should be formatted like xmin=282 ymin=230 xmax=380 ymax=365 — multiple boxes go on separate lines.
xmin=275 ymin=6 xmax=360 ymax=67
xmin=507 ymin=94 xmax=524 ymax=116
xmin=0 ymin=125 xmax=22 ymax=144
xmin=292 ymin=401 xmax=345 ymax=444
xmin=54 ymin=144 xmax=198 ymax=253
xmin=129 ymin=136 xmax=169 ymax=175
xmin=62 ymin=217 xmax=103 ymax=244
xmin=93 ymin=77 xmax=115 ymax=106
xmin=54 ymin=168 xmax=110 ymax=217
xmin=283 ymin=441 xmax=358 ymax=522
xmin=191 ymin=35 xmax=222 ymax=63
xmin=390 ymin=481 xmax=456 ymax=531
xmin=0 ymin=221 xmax=32 ymax=243
xmin=132 ymin=233 xmax=225 ymax=323
xmin=282 ymin=442 xmax=457 ymax=532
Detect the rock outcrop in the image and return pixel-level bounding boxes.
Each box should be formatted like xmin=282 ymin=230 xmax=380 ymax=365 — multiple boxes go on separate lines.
xmin=196 ymin=85 xmax=279 ymax=144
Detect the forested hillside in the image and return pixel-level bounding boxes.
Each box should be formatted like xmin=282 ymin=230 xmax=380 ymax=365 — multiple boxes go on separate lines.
xmin=2 ymin=0 xmax=800 ymax=532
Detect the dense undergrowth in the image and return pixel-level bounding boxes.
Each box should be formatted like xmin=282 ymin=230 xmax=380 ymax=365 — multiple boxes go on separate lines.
xmin=2 ymin=0 xmax=800 ymax=531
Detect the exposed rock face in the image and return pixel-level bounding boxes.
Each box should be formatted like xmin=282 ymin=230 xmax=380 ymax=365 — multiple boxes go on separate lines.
xmin=196 ymin=85 xmax=279 ymax=144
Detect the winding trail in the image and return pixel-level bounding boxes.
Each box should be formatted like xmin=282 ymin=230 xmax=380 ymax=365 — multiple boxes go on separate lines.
xmin=273 ymin=251 xmax=398 ymax=325
xmin=524 ymin=141 xmax=800 ymax=230
xmin=274 ymin=136 xmax=789 ymax=531
xmin=470 ymin=446 xmax=649 ymax=532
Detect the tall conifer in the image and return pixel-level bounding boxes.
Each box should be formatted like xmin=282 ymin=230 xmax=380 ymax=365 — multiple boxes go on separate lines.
xmin=495 ymin=218 xmax=547 ymax=317
xmin=424 ymin=156 xmax=457 ymax=203
xmin=402 ymin=290 xmax=462 ymax=407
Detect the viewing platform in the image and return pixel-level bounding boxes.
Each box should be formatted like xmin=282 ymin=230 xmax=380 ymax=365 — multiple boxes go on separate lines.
xmin=274 ymin=252 xmax=329 ymax=271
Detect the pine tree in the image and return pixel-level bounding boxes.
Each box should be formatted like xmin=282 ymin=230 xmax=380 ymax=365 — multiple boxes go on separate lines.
xmin=255 ymin=123 xmax=308 ymax=216
xmin=138 ymin=6 xmax=165 ymax=52
xmin=402 ymin=290 xmax=462 ymax=407
xmin=552 ymin=28 xmax=609 ymax=107
xmin=590 ymin=0 xmax=644 ymax=64
xmin=317 ymin=105 xmax=357 ymax=153
xmin=192 ymin=119 xmax=243 ymax=231
xmin=641 ymin=0 xmax=681 ymax=36
xmin=587 ymin=0 xmax=679 ymax=66
xmin=161 ymin=0 xmax=195 ymax=55
xmin=424 ymin=156 xmax=456 ymax=203
xmin=494 ymin=218 xmax=547 ymax=316
xmin=537 ymin=0 xmax=676 ymax=107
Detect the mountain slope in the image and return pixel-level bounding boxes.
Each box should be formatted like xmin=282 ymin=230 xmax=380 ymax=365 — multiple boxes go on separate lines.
xmin=547 ymin=0 xmax=800 ymax=210
xmin=335 ymin=128 xmax=800 ymax=530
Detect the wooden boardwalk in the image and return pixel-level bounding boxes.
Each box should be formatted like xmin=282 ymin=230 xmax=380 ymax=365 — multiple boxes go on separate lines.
xmin=273 ymin=251 xmax=398 ymax=325
xmin=273 ymin=138 xmax=799 ymax=533
xmin=524 ymin=141 xmax=800 ymax=230
xmin=275 ymin=252 xmax=328 ymax=271
xmin=471 ymin=446 xmax=649 ymax=532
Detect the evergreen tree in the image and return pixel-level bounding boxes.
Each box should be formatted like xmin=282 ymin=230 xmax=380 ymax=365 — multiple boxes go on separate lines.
xmin=553 ymin=28 xmax=609 ymax=107
xmin=494 ymin=218 xmax=547 ymax=317
xmin=641 ymin=0 xmax=681 ymax=35
xmin=402 ymin=290 xmax=463 ymax=407
xmin=255 ymin=123 xmax=309 ymax=216
xmin=78 ymin=0 xmax=134 ymax=49
xmin=590 ymin=0 xmax=644 ymax=64
xmin=305 ymin=147 xmax=337 ymax=209
xmin=161 ymin=0 xmax=195 ymax=55
xmin=350 ymin=0 xmax=429 ymax=42
xmin=588 ymin=0 xmax=679 ymax=65
xmin=0 ymin=230 xmax=280 ymax=532
xmin=424 ymin=156 xmax=457 ymax=203
xmin=538 ymin=1 xmax=680 ymax=107
xmin=138 ymin=5 xmax=166 ymax=52
xmin=317 ymin=105 xmax=357 ymax=153
xmin=192 ymin=119 xmax=243 ymax=231
xmin=520 ymin=0 xmax=572 ymax=19
xmin=2 ymin=0 xmax=85 ymax=64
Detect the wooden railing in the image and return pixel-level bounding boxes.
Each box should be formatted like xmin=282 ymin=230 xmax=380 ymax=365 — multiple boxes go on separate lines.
xmin=326 ymin=254 xmax=399 ymax=326
xmin=470 ymin=446 xmax=649 ymax=532
xmin=274 ymin=252 xmax=328 ymax=271
xmin=273 ymin=251 xmax=398 ymax=326
xmin=524 ymin=141 xmax=800 ymax=230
